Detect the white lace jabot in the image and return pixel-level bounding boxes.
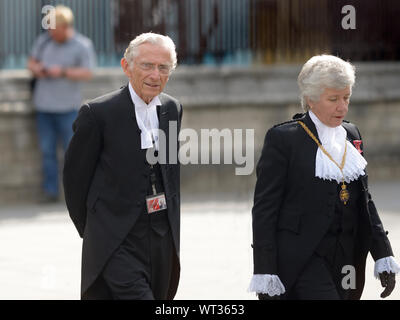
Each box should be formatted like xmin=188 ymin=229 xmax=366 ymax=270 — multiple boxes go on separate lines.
xmin=308 ymin=111 xmax=367 ymax=184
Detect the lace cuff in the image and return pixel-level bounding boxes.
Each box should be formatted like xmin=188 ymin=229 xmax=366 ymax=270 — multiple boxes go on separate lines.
xmin=248 ymin=274 xmax=286 ymax=296
xmin=374 ymin=256 xmax=400 ymax=279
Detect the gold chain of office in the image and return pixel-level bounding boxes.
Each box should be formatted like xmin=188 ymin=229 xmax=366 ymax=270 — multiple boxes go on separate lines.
xmin=297 ymin=121 xmax=350 ymax=205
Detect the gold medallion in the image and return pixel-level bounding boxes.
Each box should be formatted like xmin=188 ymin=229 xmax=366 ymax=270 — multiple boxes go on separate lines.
xmin=298 ymin=121 xmax=350 ymax=206
xmin=339 ymin=184 xmax=350 ymax=205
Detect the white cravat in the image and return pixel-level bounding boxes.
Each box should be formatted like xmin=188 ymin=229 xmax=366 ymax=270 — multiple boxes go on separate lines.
xmin=128 ymin=82 xmax=161 ymax=150
xmin=309 ymin=110 xmax=367 ymax=184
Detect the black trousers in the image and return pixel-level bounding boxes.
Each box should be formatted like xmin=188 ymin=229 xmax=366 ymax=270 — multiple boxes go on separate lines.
xmin=83 ymin=209 xmax=174 ymax=300
xmin=286 ymin=253 xmax=341 ymax=300
xmin=286 ymin=243 xmax=353 ymax=300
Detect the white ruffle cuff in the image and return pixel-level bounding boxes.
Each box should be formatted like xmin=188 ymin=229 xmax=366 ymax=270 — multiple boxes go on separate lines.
xmin=374 ymin=256 xmax=400 ymax=279
xmin=248 ymin=274 xmax=286 ymax=296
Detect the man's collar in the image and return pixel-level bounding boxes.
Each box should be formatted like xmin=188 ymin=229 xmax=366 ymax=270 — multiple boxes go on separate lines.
xmin=128 ymin=82 xmax=162 ymax=109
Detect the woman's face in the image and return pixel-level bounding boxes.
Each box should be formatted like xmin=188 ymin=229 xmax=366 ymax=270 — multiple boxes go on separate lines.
xmin=307 ymin=86 xmax=351 ymax=127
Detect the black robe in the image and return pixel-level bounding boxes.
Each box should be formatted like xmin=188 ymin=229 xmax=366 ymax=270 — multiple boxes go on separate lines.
xmin=63 ymin=85 xmax=182 ymax=299
xmin=252 ymin=112 xmax=393 ymax=299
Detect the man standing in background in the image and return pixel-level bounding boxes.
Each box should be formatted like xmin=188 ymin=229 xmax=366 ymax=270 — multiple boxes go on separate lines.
xmin=27 ymin=5 xmax=96 ymax=203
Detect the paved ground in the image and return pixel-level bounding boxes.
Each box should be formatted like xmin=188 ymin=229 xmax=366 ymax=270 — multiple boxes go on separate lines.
xmin=0 ymin=181 xmax=399 ymax=300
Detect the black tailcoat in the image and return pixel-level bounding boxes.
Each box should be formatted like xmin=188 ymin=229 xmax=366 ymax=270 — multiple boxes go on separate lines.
xmin=252 ymin=112 xmax=393 ymax=299
xmin=63 ymin=85 xmax=182 ymax=299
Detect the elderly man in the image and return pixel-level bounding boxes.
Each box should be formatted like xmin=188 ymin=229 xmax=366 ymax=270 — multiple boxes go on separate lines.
xmin=63 ymin=33 xmax=182 ymax=300
xmin=27 ymin=5 xmax=96 ymax=203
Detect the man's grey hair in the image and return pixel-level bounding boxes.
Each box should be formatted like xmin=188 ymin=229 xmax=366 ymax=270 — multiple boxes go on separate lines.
xmin=297 ymin=54 xmax=355 ymax=111
xmin=124 ymin=32 xmax=177 ymax=72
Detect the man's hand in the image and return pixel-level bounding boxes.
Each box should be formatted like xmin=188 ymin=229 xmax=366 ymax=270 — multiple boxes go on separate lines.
xmin=27 ymin=58 xmax=47 ymax=78
xmin=258 ymin=293 xmax=281 ymax=300
xmin=379 ymin=271 xmax=396 ymax=298
xmin=46 ymin=65 xmax=64 ymax=78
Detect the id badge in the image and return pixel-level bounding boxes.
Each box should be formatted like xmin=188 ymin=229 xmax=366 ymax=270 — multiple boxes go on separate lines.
xmin=146 ymin=193 xmax=167 ymax=214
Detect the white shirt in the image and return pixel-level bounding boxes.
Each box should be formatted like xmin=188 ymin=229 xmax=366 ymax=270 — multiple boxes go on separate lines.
xmin=128 ymin=82 xmax=161 ymax=150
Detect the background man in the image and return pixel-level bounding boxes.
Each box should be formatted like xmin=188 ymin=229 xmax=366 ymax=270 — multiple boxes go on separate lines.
xmin=63 ymin=32 xmax=183 ymax=300
xmin=27 ymin=5 xmax=96 ymax=203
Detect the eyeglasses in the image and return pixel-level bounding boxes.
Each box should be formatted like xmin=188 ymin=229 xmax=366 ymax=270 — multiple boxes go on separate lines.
xmin=136 ymin=62 xmax=172 ymax=75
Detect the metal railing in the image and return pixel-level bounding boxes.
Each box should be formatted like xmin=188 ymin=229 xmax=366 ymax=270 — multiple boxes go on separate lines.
xmin=0 ymin=0 xmax=118 ymax=69
xmin=1 ymin=0 xmax=399 ymax=69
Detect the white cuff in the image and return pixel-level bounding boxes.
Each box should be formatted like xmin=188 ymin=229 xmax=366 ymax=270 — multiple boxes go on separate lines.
xmin=248 ymin=274 xmax=286 ymax=296
xmin=374 ymin=256 xmax=400 ymax=279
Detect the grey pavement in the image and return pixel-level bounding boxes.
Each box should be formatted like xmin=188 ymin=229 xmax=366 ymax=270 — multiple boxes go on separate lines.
xmin=0 ymin=181 xmax=399 ymax=300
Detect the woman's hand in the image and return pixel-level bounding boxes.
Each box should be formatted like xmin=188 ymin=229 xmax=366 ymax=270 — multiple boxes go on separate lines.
xmin=379 ymin=271 xmax=396 ymax=298
xmin=258 ymin=293 xmax=281 ymax=300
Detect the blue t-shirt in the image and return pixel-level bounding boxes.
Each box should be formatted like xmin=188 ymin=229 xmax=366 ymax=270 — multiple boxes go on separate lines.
xmin=30 ymin=31 xmax=96 ymax=112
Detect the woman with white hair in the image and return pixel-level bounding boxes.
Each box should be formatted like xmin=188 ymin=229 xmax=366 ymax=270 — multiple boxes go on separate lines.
xmin=249 ymin=55 xmax=400 ymax=300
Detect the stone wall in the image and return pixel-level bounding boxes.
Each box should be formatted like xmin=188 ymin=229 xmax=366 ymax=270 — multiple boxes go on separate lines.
xmin=1 ymin=64 xmax=400 ymax=203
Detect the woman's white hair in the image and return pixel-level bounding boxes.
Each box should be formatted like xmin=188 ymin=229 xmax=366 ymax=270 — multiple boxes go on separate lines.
xmin=297 ymin=54 xmax=355 ymax=111
xmin=124 ymin=32 xmax=177 ymax=71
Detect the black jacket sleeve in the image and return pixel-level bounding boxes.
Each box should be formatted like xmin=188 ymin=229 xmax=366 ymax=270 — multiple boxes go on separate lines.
xmin=366 ymin=186 xmax=394 ymax=260
xmin=63 ymin=104 xmax=102 ymax=238
xmin=345 ymin=122 xmax=394 ymax=260
xmin=252 ymin=127 xmax=288 ymax=274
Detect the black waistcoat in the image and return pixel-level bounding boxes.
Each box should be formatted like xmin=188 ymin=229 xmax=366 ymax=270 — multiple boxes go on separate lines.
xmin=135 ymin=150 xmax=170 ymax=235
xmin=138 ymin=107 xmax=169 ymax=231
xmin=315 ymin=179 xmax=363 ymax=266
xmin=147 ymin=160 xmax=165 ymax=196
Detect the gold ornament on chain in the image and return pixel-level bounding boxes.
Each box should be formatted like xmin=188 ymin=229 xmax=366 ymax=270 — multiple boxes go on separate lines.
xmin=298 ymin=121 xmax=349 ymax=205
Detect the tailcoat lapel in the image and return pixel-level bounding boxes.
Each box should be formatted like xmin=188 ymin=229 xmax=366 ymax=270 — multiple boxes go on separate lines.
xmin=120 ymin=85 xmax=143 ymax=152
xmin=157 ymin=95 xmax=171 ymax=190
xmin=296 ymin=112 xmax=338 ymax=205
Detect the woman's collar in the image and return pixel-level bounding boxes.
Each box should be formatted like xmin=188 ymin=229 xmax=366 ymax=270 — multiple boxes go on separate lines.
xmin=308 ymin=110 xmax=345 ymax=146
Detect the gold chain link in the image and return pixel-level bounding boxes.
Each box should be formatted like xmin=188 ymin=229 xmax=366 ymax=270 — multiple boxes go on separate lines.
xmin=298 ymin=121 xmax=347 ymax=176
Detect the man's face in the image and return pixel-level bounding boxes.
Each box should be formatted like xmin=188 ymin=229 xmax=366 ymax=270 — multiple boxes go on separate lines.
xmin=121 ymin=43 xmax=172 ymax=104
xmin=48 ymin=23 xmax=70 ymax=43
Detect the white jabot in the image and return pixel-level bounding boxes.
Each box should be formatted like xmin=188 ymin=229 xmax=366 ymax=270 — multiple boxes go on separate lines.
xmin=308 ymin=110 xmax=367 ymax=184
xmin=128 ymin=82 xmax=161 ymax=150
xmin=248 ymin=274 xmax=286 ymax=296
